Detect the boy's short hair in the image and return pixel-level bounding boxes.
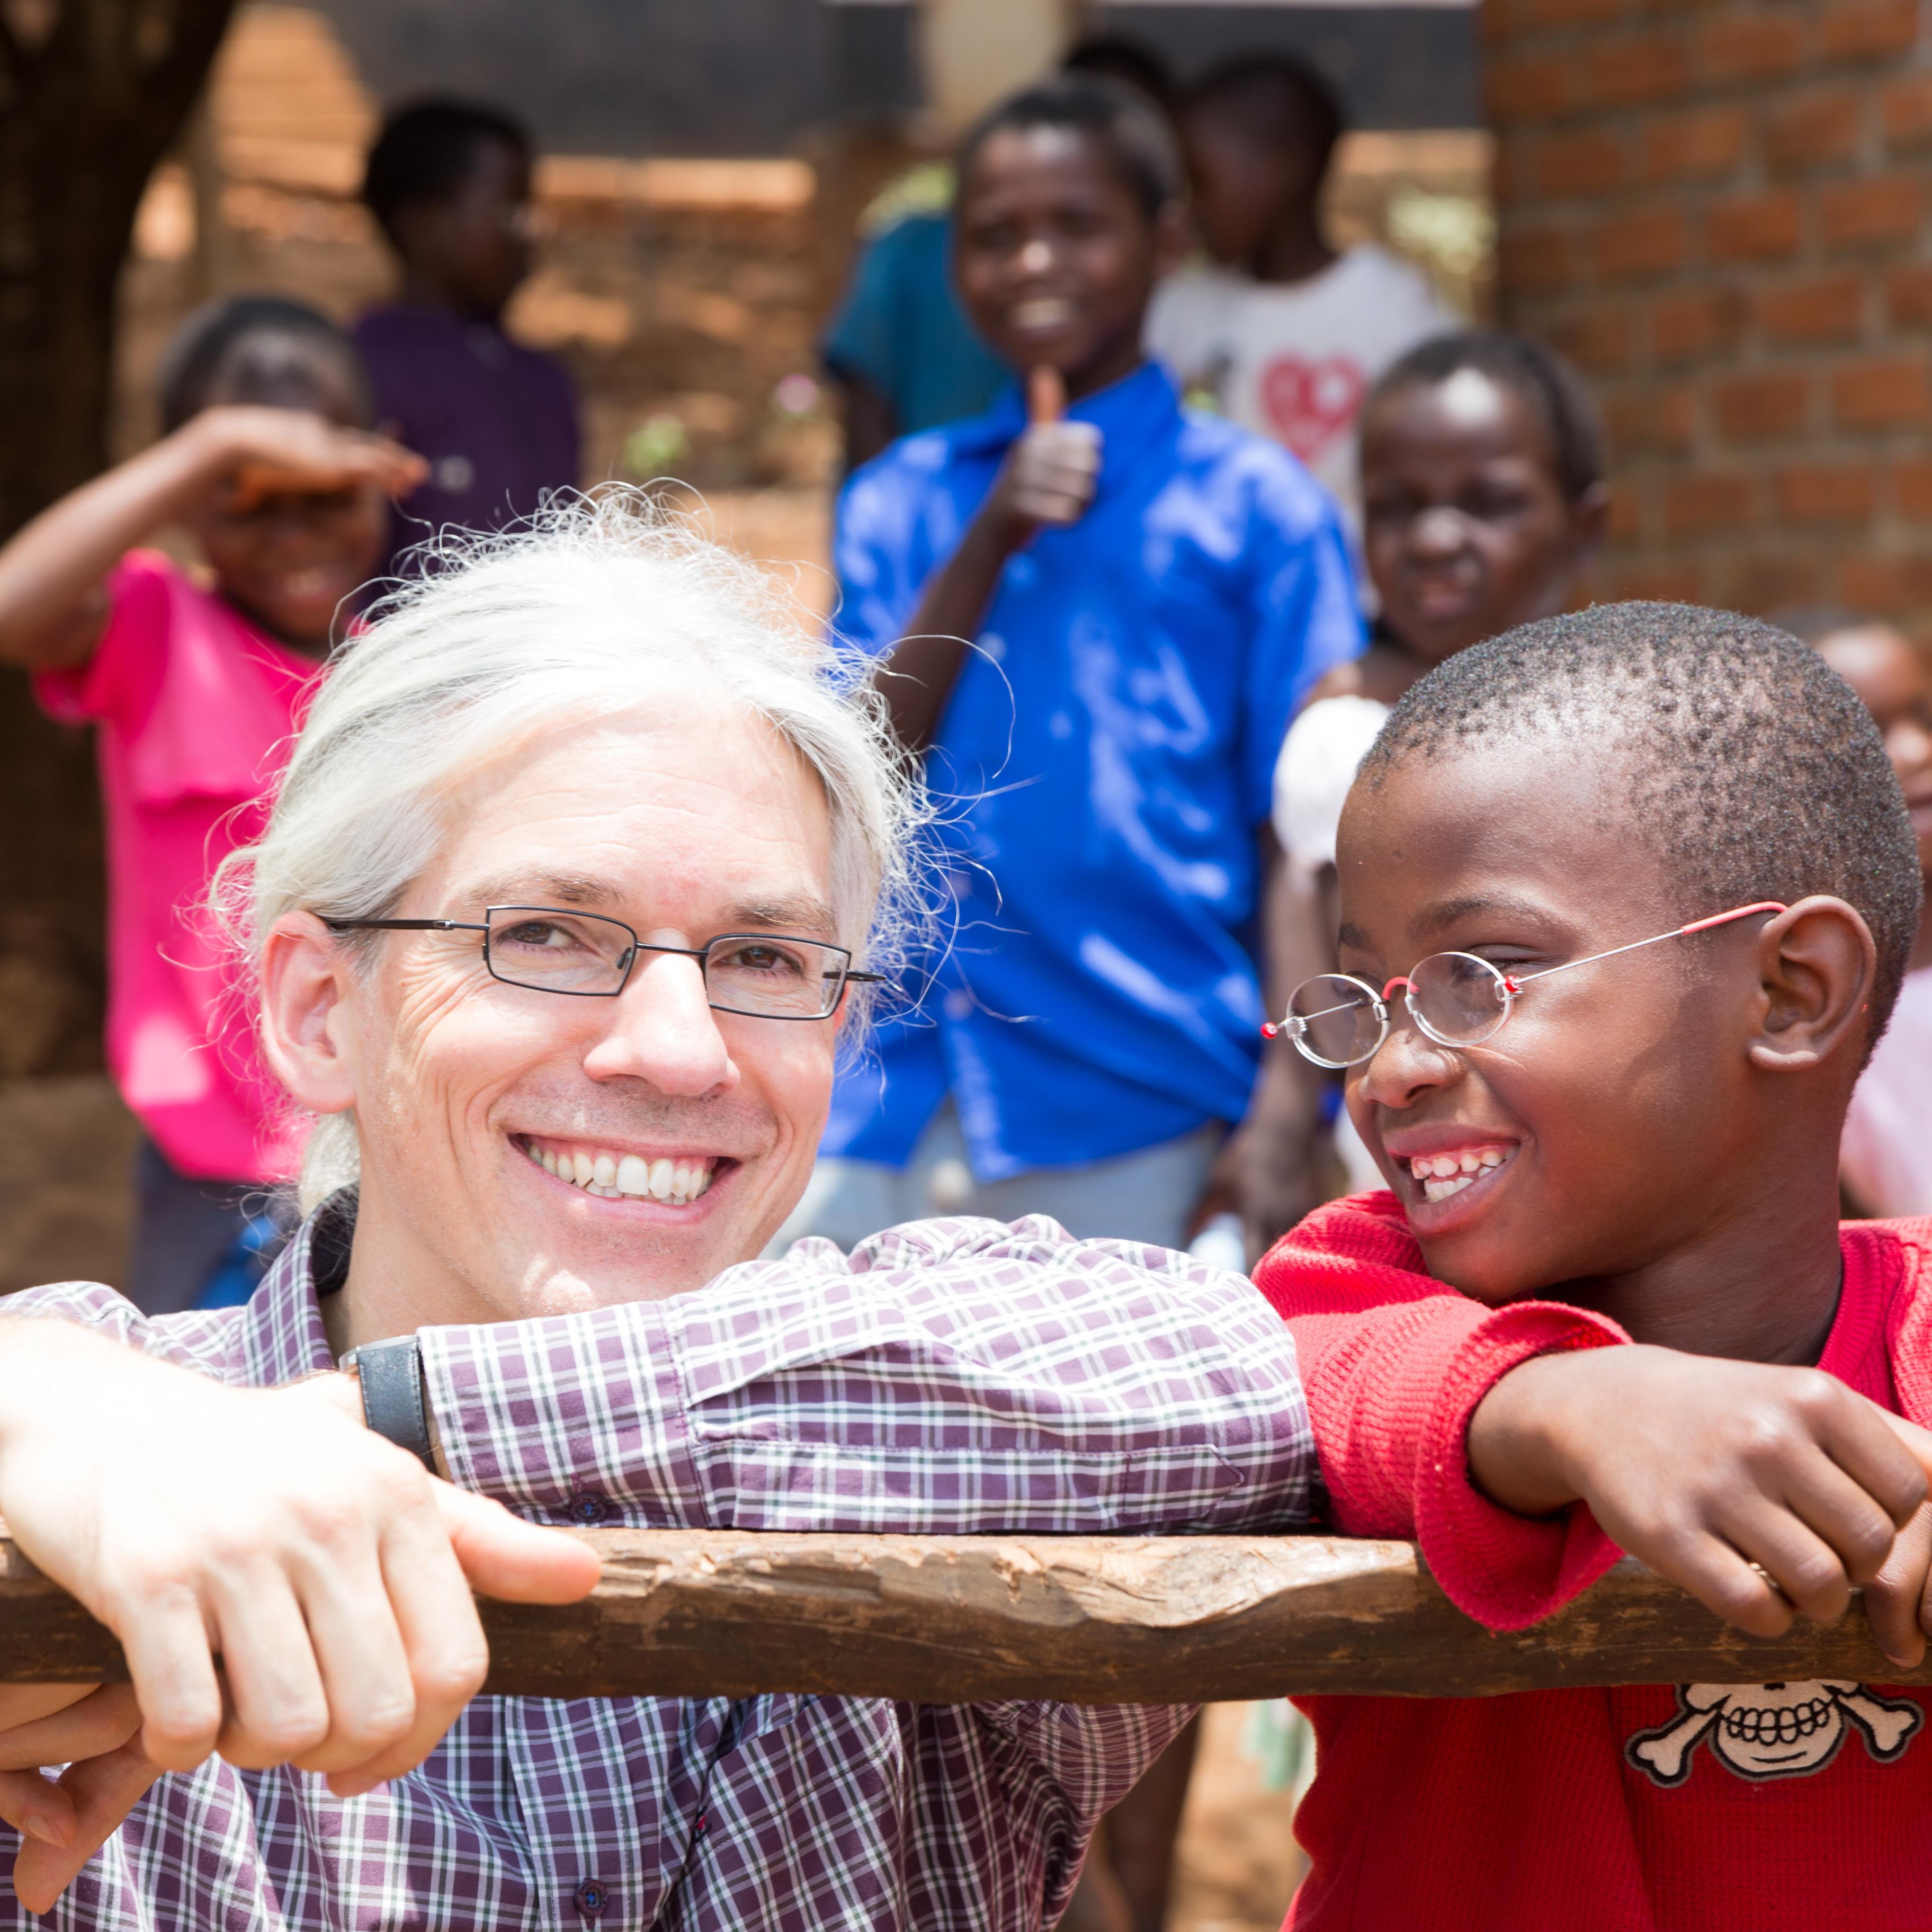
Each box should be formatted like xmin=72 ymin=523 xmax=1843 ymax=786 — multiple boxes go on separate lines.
xmin=956 ymin=75 xmax=1184 ymax=220
xmin=1183 ymin=52 xmax=1345 ymax=181
xmin=1361 ymin=602 xmax=1924 ymax=1036
xmin=1367 ymin=330 xmax=1605 ymax=506
xmin=1061 ymin=34 xmax=1175 ymax=111
xmin=157 ymin=294 xmax=372 ymax=434
xmin=362 ymin=97 xmax=530 ymax=239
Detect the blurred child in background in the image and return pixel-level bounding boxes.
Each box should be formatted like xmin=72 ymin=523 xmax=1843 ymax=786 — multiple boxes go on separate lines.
xmin=0 ymin=297 xmax=422 ymax=1312
xmin=1775 ymin=607 xmax=1932 ymax=1218
xmin=1266 ymin=329 xmax=1606 ymax=1198
xmin=355 ymin=97 xmax=579 ymax=573
xmin=822 ymin=36 xmax=1174 ymax=472
xmin=1147 ymin=53 xmax=1455 ymax=535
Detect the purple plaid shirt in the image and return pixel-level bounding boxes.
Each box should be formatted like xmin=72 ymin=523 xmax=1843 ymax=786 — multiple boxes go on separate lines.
xmin=0 ymin=1203 xmax=1312 ymax=1930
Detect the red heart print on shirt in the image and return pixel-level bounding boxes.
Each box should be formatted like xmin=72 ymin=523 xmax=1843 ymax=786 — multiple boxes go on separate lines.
xmin=1260 ymin=354 xmax=1367 ymax=463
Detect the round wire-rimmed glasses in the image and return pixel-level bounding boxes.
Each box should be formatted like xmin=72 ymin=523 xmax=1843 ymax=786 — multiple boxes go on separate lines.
xmin=1265 ymin=901 xmax=1787 ymax=1069
xmin=322 ymin=905 xmax=883 ymax=1020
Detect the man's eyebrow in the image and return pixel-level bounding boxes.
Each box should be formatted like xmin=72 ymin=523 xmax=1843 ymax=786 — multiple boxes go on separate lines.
xmin=467 ymin=871 xmax=623 ymax=908
xmin=724 ymin=893 xmax=839 ymax=937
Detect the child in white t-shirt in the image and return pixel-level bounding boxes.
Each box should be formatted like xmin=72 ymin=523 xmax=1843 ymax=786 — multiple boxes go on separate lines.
xmin=1265 ymin=330 xmax=1606 ymax=1192
xmin=1146 ymin=53 xmax=1456 ymax=529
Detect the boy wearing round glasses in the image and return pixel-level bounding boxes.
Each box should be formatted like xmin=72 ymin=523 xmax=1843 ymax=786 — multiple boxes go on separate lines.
xmin=1250 ymin=602 xmax=1932 ymax=1931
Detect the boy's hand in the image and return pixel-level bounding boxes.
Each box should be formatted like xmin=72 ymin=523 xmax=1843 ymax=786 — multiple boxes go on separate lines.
xmin=983 ymin=367 xmax=1100 ymax=543
xmin=189 ymin=405 xmax=427 ymax=509
xmin=1470 ymin=1345 xmax=1931 ymax=1654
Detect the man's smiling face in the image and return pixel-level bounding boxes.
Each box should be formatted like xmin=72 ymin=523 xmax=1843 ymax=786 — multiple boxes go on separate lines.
xmin=1333 ymin=737 xmax=1763 ymax=1305
xmin=325 ymin=681 xmax=844 ymax=1321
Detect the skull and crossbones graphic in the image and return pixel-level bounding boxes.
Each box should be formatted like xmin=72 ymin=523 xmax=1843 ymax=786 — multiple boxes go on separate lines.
xmin=1626 ymin=1680 xmax=1921 ymax=1786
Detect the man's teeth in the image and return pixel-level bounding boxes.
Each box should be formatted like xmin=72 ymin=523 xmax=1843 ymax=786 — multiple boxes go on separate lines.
xmin=1408 ymin=1147 xmax=1508 ymax=1203
xmin=523 ymin=1140 xmax=716 ymax=1205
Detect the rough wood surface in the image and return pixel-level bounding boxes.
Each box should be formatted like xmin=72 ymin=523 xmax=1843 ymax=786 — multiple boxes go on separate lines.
xmin=2 ymin=1531 xmax=1927 ymax=1702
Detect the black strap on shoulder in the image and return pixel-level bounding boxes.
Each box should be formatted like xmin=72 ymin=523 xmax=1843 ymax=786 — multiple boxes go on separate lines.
xmin=342 ymin=1334 xmax=435 ymax=1473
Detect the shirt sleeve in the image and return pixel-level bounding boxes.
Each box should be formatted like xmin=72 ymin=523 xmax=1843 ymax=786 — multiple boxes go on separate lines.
xmin=416 ymin=1214 xmax=1314 ymax=1536
xmin=31 ymin=550 xmax=170 ymax=731
xmin=1284 ymin=1291 xmax=1629 ymax=1630
xmin=821 ymin=225 xmax=908 ymax=398
xmin=1238 ymin=480 xmax=1364 ymax=828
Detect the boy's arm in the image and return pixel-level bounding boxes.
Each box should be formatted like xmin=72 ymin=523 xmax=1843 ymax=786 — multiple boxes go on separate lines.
xmin=0 ymin=410 xmax=421 ymax=671
xmin=873 ymin=372 xmax=1099 ymax=751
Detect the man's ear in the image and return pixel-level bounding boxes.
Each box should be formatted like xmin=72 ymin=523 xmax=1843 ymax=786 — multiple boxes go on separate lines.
xmin=1746 ymin=895 xmax=1877 ymax=1075
xmin=258 ymin=913 xmax=361 ymax=1116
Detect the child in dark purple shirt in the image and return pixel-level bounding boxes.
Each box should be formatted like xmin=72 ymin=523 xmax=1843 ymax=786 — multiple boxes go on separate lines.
xmin=354 ymin=99 xmax=580 ymax=574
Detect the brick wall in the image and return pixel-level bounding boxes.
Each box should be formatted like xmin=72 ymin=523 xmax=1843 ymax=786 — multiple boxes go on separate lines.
xmin=1486 ymin=0 xmax=1932 ymax=631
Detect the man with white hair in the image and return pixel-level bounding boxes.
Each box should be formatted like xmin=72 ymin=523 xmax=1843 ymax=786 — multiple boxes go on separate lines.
xmin=0 ymin=501 xmax=1311 ymax=1929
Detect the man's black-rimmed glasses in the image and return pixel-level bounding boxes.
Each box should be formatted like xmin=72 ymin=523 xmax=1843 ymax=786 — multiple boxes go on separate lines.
xmin=322 ymin=905 xmax=883 ymax=1021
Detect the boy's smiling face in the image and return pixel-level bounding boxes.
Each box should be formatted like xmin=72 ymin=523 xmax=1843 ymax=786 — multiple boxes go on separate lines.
xmin=1335 ymin=738 xmax=1829 ymax=1309
xmin=953 ymin=125 xmax=1184 ymax=398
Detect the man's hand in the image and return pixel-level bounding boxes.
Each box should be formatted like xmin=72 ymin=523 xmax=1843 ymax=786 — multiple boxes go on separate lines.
xmin=0 ymin=1321 xmax=601 ymax=1803
xmin=189 ymin=405 xmax=427 ymax=511
xmin=1470 ymin=1346 xmax=1932 ymax=1658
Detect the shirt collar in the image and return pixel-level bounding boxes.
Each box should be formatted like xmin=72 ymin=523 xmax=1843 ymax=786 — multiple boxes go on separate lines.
xmin=231 ymin=1192 xmax=356 ymax=1386
xmin=950 ymin=358 xmax=1180 ymax=457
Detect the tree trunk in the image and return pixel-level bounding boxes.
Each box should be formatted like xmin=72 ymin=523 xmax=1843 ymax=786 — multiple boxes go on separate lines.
xmin=0 ymin=0 xmax=236 ymax=1073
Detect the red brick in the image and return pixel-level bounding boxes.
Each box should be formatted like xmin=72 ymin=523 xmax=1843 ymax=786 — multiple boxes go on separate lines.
xmin=1889 ymin=264 xmax=1932 ymax=326
xmin=1593 ymin=205 xmax=1690 ymax=280
xmin=1613 ymin=563 xmax=1711 ymax=605
xmin=1820 ymin=174 xmax=1924 ymax=250
xmin=1818 ymin=0 xmax=1921 ymax=62
xmin=1892 ymin=460 xmax=1932 ymax=519
xmin=1723 ymin=555 xmax=1828 ymax=612
xmin=1486 ymin=51 xmax=1578 ymax=126
xmin=1839 ymin=554 xmax=1932 ymax=610
xmin=1763 ymin=87 xmax=1865 ymax=172
xmin=1832 ymin=354 xmax=1932 ymax=428
xmin=1706 ymin=190 xmax=1804 ymax=262
xmin=1642 ymin=105 xmax=1750 ymax=184
xmin=1586 ymin=30 xmax=1690 ymax=110
xmin=1606 ymin=482 xmax=1643 ymax=542
xmin=1713 ymin=372 xmax=1811 ymax=440
xmin=1650 ymin=288 xmax=1743 ymax=363
xmin=1775 ymin=464 xmax=1877 ymax=521
xmin=1882 ymin=73 xmax=1932 ymax=150
xmin=1666 ymin=475 xmax=1757 ymax=537
xmin=1535 ymin=129 xmax=1629 ymax=199
xmin=1499 ymin=225 xmax=1578 ymax=294
xmin=1697 ymin=12 xmax=1806 ymax=86
xmin=1606 ymin=386 xmax=1697 ymax=454
xmin=1546 ymin=307 xmax=1634 ymax=374
xmin=1756 ymin=273 xmax=1866 ymax=343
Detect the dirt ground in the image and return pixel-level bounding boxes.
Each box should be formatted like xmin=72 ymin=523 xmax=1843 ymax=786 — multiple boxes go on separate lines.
xmin=1171 ymin=1704 xmax=1305 ymax=1932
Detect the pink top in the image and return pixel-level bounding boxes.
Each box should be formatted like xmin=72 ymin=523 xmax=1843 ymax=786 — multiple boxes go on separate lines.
xmin=35 ymin=551 xmax=320 ymax=1182
xmin=1842 ymin=962 xmax=1932 ymax=1217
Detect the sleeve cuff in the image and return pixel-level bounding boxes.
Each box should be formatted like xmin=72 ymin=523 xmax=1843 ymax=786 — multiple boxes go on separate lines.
xmin=1414 ymin=1300 xmax=1630 ymax=1631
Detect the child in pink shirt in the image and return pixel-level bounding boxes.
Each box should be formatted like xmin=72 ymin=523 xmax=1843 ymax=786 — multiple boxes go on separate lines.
xmin=0 ymin=296 xmax=421 ymax=1312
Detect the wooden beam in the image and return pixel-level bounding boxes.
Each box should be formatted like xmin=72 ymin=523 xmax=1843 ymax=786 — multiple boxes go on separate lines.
xmin=1 ymin=1531 xmax=1925 ymax=1701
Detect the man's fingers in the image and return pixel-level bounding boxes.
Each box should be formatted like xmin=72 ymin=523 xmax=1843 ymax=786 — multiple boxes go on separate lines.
xmin=281 ymin=1547 xmax=421 ymax=1776
xmin=0 ymin=1683 xmax=142 ymax=1770
xmin=0 ymin=1767 xmax=77 ymax=1848
xmin=110 ymin=1585 xmax=225 ymax=1772
xmin=434 ymin=1485 xmax=603 ymax=1604
xmin=10 ymin=1743 xmax=163 ymax=1916
xmin=208 ymin=1569 xmax=334 ymax=1770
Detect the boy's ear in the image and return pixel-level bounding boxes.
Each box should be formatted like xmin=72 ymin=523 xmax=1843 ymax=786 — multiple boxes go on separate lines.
xmin=1152 ymin=199 xmax=1192 ymax=280
xmin=1566 ymin=481 xmax=1611 ymax=573
xmin=1746 ymin=895 xmax=1877 ymax=1076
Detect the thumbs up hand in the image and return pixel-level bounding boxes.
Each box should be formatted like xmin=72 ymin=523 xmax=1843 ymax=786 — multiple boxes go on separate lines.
xmin=986 ymin=365 xmax=1101 ymax=539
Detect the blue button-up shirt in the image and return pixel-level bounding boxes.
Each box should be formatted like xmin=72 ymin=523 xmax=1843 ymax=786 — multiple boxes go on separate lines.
xmin=829 ymin=362 xmax=1362 ymax=1176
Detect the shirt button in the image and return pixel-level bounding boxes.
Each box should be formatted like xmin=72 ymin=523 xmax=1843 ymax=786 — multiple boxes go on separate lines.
xmin=575 ymin=1880 xmax=610 ymax=1917
xmin=566 ymin=1492 xmax=610 ymax=1525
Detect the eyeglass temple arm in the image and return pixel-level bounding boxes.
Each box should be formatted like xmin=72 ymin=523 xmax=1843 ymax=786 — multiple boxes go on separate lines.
xmin=323 ymin=918 xmax=488 ymax=933
xmin=1506 ymin=901 xmax=1788 ymax=992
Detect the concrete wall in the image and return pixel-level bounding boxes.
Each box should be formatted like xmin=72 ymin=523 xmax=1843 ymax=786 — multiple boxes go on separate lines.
xmin=1487 ymin=0 xmax=1932 ymax=628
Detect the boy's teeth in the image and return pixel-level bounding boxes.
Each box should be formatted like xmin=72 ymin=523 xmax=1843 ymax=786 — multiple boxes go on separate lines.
xmin=524 ymin=1139 xmax=716 ymax=1204
xmin=1408 ymin=1146 xmax=1510 ymax=1200
xmin=1422 ymin=1174 xmax=1474 ymax=1202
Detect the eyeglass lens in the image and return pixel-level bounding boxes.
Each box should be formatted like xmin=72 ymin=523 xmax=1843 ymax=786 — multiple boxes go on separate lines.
xmin=483 ymin=909 xmax=847 ymax=1016
xmin=1284 ymin=952 xmax=1513 ymax=1067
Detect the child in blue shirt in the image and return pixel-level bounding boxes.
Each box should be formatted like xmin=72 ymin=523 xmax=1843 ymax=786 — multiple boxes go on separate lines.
xmin=798 ymin=76 xmax=1361 ymax=1264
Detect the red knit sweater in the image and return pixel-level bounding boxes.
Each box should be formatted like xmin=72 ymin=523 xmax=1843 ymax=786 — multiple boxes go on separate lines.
xmin=1254 ymin=1194 xmax=1932 ymax=1932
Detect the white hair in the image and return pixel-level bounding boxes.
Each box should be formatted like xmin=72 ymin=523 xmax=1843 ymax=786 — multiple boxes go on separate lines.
xmin=216 ymin=491 xmax=927 ymax=1215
